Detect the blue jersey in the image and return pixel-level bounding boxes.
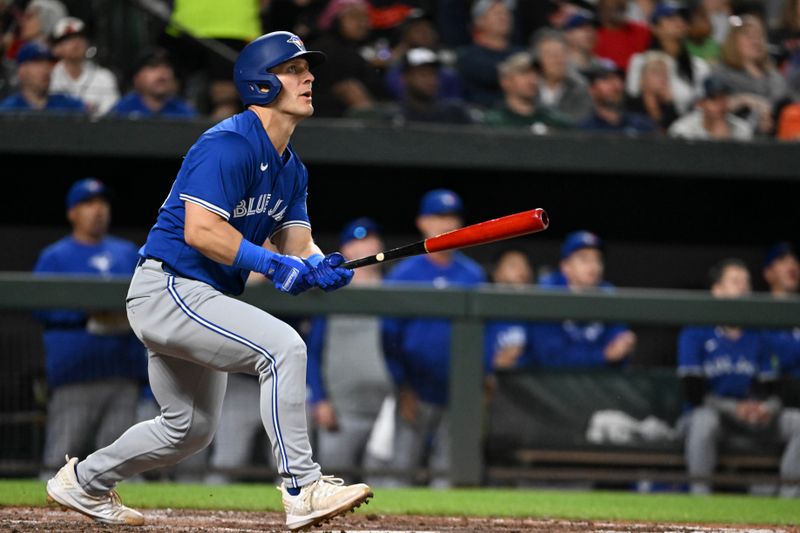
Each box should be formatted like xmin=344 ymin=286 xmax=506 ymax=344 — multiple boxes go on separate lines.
xmin=141 ymin=110 xmax=312 ymax=295
xmin=0 ymin=92 xmax=85 ymax=112
xmin=33 ymin=235 xmax=147 ymax=388
xmin=528 ymin=271 xmax=631 ymax=368
xmin=762 ymin=328 xmax=800 ymax=378
xmin=677 ymin=326 xmax=777 ymax=399
xmin=382 ymin=253 xmax=485 ymax=405
xmin=484 ymin=321 xmax=533 ymax=371
xmin=109 ymin=92 xmax=196 ymax=118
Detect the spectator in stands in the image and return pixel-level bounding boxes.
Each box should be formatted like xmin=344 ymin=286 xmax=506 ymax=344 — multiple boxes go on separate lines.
xmin=308 ymin=0 xmax=387 ymax=118
xmin=713 ymin=14 xmax=789 ymax=133
xmin=626 ymin=0 xmax=658 ymax=25
xmin=530 ymin=29 xmax=593 ymax=123
xmin=0 ymin=41 xmax=84 ymax=112
xmin=393 ymin=47 xmax=473 ymax=124
xmin=48 ymin=17 xmax=119 ymax=118
xmin=456 ymin=0 xmax=523 ymax=108
xmin=384 ymin=11 xmax=463 ymax=103
xmin=579 ymin=58 xmax=658 ymax=134
xmin=529 ymin=230 xmax=637 ymax=368
xmin=483 ymin=51 xmax=573 ymax=131
xmin=626 ymin=2 xmax=711 ymax=115
xmin=108 ymin=47 xmax=196 ymax=119
xmin=34 ymin=178 xmax=146 ymax=479
xmin=761 ymin=243 xmax=800 ymax=379
xmin=678 ymin=258 xmax=800 ymax=497
xmin=593 ymin=0 xmax=651 ymax=71
xmin=306 ymin=217 xmax=393 ymax=483
xmin=16 ymin=0 xmax=66 ymax=50
xmin=485 ymin=247 xmax=536 ymax=371
xmin=768 ymin=0 xmax=800 ymax=70
xmin=382 ymin=189 xmax=486 ymax=487
xmin=625 ymin=51 xmax=680 ymax=131
xmin=776 ymin=102 xmax=800 ymax=140
xmin=668 ymin=74 xmax=753 ymax=140
xmin=561 ymin=9 xmax=607 ymax=78
xmin=159 ymin=0 xmax=261 ymax=120
xmin=685 ymin=0 xmax=721 ymax=62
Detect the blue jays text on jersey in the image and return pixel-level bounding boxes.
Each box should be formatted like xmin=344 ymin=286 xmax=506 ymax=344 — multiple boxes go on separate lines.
xmin=677 ymin=326 xmax=777 ymax=400
xmin=141 ymin=110 xmax=312 ymax=295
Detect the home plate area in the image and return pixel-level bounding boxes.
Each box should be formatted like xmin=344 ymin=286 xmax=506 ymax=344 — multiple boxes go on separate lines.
xmin=0 ymin=507 xmax=796 ymax=533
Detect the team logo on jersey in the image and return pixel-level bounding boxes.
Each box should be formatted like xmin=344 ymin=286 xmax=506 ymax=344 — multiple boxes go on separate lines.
xmin=287 ymin=35 xmax=306 ymax=51
xmin=233 ymin=193 xmax=287 ymax=221
xmin=89 ymin=252 xmax=112 ymax=274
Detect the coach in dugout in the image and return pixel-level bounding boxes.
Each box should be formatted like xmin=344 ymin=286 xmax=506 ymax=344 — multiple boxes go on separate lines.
xmin=528 ymin=230 xmax=636 ymax=367
xmin=381 ymin=189 xmax=486 ymax=487
xmin=33 ymin=178 xmax=147 ymax=479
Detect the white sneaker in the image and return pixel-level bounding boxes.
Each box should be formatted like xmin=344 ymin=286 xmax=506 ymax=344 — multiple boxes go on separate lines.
xmin=278 ymin=475 xmax=373 ymax=531
xmin=46 ymin=456 xmax=144 ymax=526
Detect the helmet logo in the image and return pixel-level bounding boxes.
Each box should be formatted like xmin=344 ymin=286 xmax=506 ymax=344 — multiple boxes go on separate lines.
xmin=287 ymin=35 xmax=306 ymax=52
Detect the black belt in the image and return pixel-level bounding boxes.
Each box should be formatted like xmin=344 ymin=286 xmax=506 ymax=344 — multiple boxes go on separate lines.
xmin=137 ymin=256 xmax=178 ymax=275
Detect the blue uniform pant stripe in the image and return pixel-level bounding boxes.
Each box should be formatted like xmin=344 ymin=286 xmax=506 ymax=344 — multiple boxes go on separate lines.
xmin=165 ymin=275 xmax=298 ymax=488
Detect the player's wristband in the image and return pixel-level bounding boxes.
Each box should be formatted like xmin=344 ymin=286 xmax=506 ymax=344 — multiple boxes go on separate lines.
xmin=233 ymin=238 xmax=275 ymax=275
xmin=306 ymin=253 xmax=324 ymax=267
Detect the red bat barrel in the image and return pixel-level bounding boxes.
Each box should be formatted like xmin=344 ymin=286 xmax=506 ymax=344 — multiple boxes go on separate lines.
xmin=424 ymin=208 xmax=549 ymax=253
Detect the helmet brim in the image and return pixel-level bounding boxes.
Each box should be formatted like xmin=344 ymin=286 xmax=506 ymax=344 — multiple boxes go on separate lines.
xmin=285 ymin=50 xmax=326 ymax=68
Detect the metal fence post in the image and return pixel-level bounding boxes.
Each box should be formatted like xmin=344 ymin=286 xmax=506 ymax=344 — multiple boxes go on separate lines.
xmin=449 ymin=317 xmax=485 ymax=486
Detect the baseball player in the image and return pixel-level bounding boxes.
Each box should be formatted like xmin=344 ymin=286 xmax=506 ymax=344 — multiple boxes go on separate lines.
xmin=306 ymin=218 xmax=393 ymax=482
xmin=678 ymin=258 xmax=800 ymax=496
xmin=34 ymin=178 xmax=146 ymax=479
xmin=761 ymin=242 xmax=800 ymax=378
xmin=381 ymin=189 xmax=486 ymax=487
xmin=45 ymin=31 xmax=372 ymax=530
xmin=529 ymin=230 xmax=636 ymax=367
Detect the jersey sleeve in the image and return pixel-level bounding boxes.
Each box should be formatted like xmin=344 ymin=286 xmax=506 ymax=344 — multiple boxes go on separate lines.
xmin=270 ymin=161 xmax=311 ymax=239
xmin=32 ymin=248 xmax=87 ymax=327
xmin=757 ymin=332 xmax=779 ymax=382
xmin=177 ymin=132 xmax=254 ymax=221
xmin=677 ymin=327 xmax=704 ymax=377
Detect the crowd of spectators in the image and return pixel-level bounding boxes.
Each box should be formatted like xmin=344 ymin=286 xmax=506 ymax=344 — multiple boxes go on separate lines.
xmin=2 ymin=0 xmax=800 ymax=140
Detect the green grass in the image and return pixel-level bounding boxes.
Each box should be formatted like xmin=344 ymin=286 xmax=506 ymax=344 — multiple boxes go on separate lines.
xmin=2 ymin=479 xmax=798 ymax=526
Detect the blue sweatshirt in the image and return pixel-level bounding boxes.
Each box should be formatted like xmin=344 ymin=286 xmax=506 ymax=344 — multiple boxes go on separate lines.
xmin=33 ymin=235 xmax=147 ymax=388
xmin=528 ymin=271 xmax=631 ymax=368
xmin=382 ymin=253 xmax=485 ymax=405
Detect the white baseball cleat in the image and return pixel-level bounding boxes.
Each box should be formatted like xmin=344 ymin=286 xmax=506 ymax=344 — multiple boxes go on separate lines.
xmin=45 ymin=455 xmax=144 ymax=526
xmin=278 ymin=475 xmax=373 ymax=531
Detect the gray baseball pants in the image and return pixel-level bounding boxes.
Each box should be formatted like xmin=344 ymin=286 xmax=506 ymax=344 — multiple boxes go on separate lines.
xmin=685 ymin=405 xmax=800 ymax=495
xmin=75 ymin=259 xmax=320 ymax=495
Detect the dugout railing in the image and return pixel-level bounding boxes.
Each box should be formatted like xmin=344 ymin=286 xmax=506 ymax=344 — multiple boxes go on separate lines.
xmin=1 ymin=274 xmax=799 ymax=488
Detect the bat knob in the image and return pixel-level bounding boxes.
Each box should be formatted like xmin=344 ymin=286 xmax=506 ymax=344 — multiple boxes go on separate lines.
xmin=376 ymin=253 xmax=385 ymax=262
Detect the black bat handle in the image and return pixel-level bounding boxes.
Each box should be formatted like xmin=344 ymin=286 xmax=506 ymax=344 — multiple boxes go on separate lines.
xmin=342 ymin=240 xmax=427 ymax=269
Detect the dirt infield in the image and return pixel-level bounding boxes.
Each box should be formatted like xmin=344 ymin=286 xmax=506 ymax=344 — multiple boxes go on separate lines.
xmin=0 ymin=507 xmax=797 ymax=533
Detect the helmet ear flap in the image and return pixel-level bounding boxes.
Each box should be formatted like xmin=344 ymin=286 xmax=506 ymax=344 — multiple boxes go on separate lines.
xmin=237 ymin=72 xmax=282 ymax=106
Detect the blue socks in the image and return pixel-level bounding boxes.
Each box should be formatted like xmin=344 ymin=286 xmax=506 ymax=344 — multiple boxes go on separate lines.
xmin=286 ymin=486 xmax=301 ymax=496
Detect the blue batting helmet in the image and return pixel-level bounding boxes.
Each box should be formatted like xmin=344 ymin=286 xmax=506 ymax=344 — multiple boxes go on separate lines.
xmin=233 ymin=31 xmax=326 ymax=106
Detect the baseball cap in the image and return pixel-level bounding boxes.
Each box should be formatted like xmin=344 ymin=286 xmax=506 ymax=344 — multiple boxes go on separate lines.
xmin=650 ymin=1 xmax=688 ymax=24
xmin=563 ymin=10 xmax=595 ymax=31
xmin=16 ymin=42 xmax=55 ymax=65
xmin=763 ymin=242 xmax=796 ymax=268
xmin=403 ymin=48 xmax=440 ymax=71
xmin=131 ymin=47 xmax=173 ymax=74
xmin=561 ymin=230 xmax=605 ymax=259
xmin=66 ymin=178 xmax=110 ymax=210
xmin=702 ymin=75 xmax=733 ymax=98
xmin=471 ymin=0 xmax=516 ymax=21
xmin=340 ymin=217 xmax=380 ymax=246
xmin=418 ymin=189 xmax=463 ymax=216
xmin=583 ymin=57 xmax=624 ymax=83
xmin=52 ymin=16 xmax=87 ymax=44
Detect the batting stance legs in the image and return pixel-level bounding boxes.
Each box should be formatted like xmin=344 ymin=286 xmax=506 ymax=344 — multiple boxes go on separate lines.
xmin=75 ymin=260 xmax=321 ymax=494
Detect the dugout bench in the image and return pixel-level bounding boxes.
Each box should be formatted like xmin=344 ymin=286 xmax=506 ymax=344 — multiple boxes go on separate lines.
xmin=484 ymin=369 xmax=798 ymax=491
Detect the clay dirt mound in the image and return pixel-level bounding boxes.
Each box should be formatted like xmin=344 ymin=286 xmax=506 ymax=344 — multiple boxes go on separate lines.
xmin=0 ymin=507 xmax=797 ymax=533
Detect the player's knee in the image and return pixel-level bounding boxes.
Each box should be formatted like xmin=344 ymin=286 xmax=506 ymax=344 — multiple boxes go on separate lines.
xmin=689 ymin=406 xmax=720 ymax=436
xmin=158 ymin=409 xmax=219 ymax=452
xmin=269 ymin=326 xmax=307 ymax=362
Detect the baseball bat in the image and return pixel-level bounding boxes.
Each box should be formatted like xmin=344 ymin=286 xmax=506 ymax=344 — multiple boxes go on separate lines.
xmin=342 ymin=208 xmax=549 ymax=269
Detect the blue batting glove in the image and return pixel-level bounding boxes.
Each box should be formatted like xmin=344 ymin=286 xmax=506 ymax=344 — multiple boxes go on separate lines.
xmin=319 ymin=252 xmax=354 ymax=292
xmin=265 ymin=254 xmax=313 ymax=295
